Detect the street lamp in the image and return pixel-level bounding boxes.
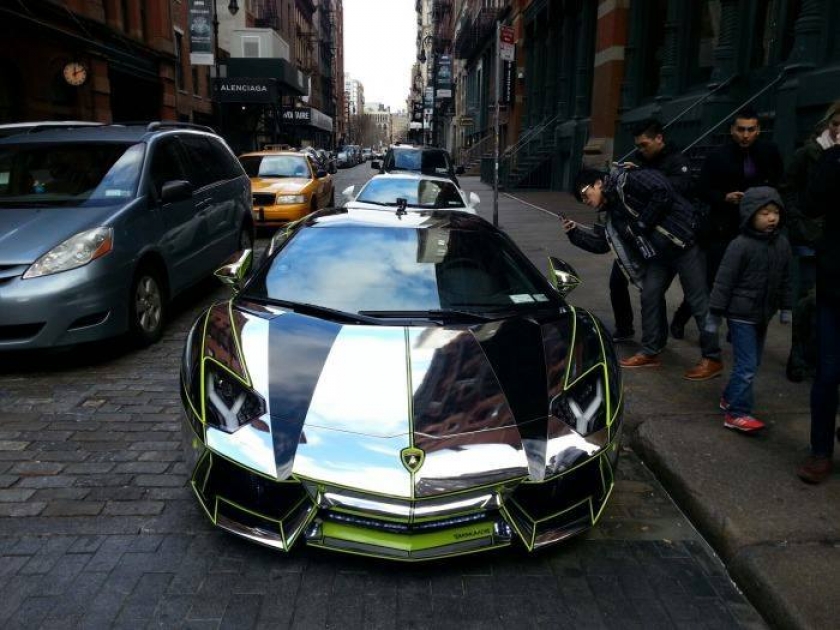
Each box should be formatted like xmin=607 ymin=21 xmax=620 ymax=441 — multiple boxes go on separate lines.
xmin=211 ymin=0 xmax=239 ymax=136
xmin=212 ymin=0 xmax=240 ymax=71
xmin=418 ymin=34 xmax=435 ymax=145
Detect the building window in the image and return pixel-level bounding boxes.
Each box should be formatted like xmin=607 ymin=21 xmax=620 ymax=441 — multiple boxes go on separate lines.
xmin=121 ymin=0 xmax=130 ymax=33
xmin=640 ymin=0 xmax=667 ymax=98
xmin=175 ymin=31 xmax=184 ymax=90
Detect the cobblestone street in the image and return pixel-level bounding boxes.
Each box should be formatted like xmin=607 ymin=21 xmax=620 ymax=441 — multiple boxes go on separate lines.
xmin=0 ymin=183 xmax=766 ymax=627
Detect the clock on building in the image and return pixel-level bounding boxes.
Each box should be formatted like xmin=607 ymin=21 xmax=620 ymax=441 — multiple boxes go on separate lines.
xmin=62 ymin=61 xmax=88 ymax=87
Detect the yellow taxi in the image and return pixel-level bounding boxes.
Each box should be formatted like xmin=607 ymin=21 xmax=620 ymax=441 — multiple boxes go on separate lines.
xmin=239 ymin=149 xmax=335 ymax=226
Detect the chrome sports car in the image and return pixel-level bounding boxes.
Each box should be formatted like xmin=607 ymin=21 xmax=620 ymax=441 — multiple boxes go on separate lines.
xmin=181 ymin=205 xmax=623 ymax=561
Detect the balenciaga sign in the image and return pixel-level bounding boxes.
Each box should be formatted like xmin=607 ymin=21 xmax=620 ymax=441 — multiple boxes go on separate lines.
xmin=215 ymin=78 xmax=277 ymax=103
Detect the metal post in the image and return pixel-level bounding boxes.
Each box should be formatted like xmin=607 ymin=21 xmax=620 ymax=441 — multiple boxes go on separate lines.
xmin=493 ymin=21 xmax=500 ymax=228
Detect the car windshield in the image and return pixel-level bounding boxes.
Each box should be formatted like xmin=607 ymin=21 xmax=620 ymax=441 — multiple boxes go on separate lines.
xmin=356 ymin=178 xmax=465 ymax=208
xmin=391 ymin=149 xmax=450 ymax=175
xmin=243 ymin=224 xmax=554 ymax=315
xmin=240 ymin=155 xmax=310 ymax=179
xmin=0 ymin=142 xmax=144 ymax=207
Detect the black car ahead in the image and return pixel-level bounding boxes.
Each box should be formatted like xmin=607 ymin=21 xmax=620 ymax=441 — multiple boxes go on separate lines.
xmin=372 ymin=144 xmax=464 ymax=186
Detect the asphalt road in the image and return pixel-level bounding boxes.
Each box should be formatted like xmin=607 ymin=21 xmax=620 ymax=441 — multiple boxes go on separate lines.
xmin=0 ymin=164 xmax=766 ymax=628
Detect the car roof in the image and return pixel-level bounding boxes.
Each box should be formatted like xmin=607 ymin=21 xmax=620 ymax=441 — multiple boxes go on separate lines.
xmin=0 ymin=123 xmax=219 ymax=146
xmin=307 ymin=206 xmax=492 ymax=232
xmin=364 ymin=172 xmax=458 ymax=185
xmin=239 ymin=150 xmax=307 ymax=158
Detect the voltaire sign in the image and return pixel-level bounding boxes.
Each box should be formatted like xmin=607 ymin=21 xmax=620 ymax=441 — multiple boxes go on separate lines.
xmin=215 ymin=78 xmax=278 ymax=103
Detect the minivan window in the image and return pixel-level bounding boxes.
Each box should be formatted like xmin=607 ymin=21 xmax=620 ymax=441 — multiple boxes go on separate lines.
xmin=0 ymin=142 xmax=144 ymax=207
xmin=207 ymin=137 xmax=243 ymax=180
xmin=149 ymin=138 xmax=188 ymax=195
xmin=178 ymin=135 xmax=220 ymax=188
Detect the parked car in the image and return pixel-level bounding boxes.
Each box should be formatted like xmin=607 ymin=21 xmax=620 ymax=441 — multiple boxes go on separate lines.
xmin=0 ymin=122 xmax=253 ymax=351
xmin=373 ymin=144 xmax=464 ymax=186
xmin=361 ymin=147 xmax=372 ymax=161
xmin=316 ymin=149 xmax=337 ymax=174
xmin=342 ymin=173 xmax=480 ymax=213
xmin=180 ymin=202 xmax=622 ymax=559
xmin=239 ymin=150 xmax=335 ymax=227
xmin=335 ymin=150 xmax=351 ymax=168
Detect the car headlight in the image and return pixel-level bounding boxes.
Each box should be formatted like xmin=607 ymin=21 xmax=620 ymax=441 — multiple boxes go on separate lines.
xmin=204 ymin=363 xmax=266 ymax=433
xmin=23 ymin=227 xmax=113 ymax=279
xmin=551 ymin=368 xmax=607 ymax=436
xmin=276 ymin=194 xmax=305 ymax=205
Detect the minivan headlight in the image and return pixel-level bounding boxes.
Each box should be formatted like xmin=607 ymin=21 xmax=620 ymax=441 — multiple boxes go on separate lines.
xmin=23 ymin=227 xmax=114 ymax=279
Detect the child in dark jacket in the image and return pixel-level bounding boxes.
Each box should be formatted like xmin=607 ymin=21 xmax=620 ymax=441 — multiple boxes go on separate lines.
xmin=706 ymin=187 xmax=793 ymax=432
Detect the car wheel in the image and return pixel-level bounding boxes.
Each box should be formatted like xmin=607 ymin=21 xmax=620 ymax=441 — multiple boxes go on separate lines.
xmin=311 ymin=198 xmax=319 ymax=213
xmin=129 ymin=267 xmax=165 ymax=346
xmin=329 ymin=189 xmax=335 ymax=206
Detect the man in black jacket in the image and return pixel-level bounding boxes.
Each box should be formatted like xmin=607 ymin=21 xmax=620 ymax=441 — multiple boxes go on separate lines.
xmin=564 ymin=167 xmax=722 ymax=380
xmin=671 ymin=107 xmax=784 ymax=337
xmin=797 ymin=144 xmax=840 ymax=483
xmin=608 ymin=118 xmax=693 ymax=343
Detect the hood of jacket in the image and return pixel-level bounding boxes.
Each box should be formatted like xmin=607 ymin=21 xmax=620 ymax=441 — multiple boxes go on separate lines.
xmin=739 ymin=186 xmax=784 ymax=234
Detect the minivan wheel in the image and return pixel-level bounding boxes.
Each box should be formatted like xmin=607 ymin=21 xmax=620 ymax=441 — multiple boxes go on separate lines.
xmin=130 ymin=268 xmax=165 ymax=346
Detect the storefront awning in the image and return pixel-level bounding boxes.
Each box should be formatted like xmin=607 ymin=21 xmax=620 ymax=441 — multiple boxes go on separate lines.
xmin=225 ymin=58 xmax=307 ymax=97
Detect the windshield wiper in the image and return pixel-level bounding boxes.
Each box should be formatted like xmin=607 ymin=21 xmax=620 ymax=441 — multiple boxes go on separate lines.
xmin=358 ymin=309 xmax=496 ymax=322
xmin=354 ymin=199 xmax=390 ymax=206
xmin=241 ymin=296 xmax=381 ymax=325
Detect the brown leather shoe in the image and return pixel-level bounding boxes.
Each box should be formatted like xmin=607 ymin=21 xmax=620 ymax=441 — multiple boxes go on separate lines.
xmin=797 ymin=455 xmax=833 ymax=484
xmin=619 ymin=353 xmax=661 ymax=368
xmin=683 ymin=358 xmax=723 ymax=381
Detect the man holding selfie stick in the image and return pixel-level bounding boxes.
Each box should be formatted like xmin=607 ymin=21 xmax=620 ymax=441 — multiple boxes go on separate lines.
xmin=563 ymin=166 xmax=722 ymax=380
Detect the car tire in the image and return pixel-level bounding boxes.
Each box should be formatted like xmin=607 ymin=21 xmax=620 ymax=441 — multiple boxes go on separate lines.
xmin=129 ymin=266 xmax=165 ymax=347
xmin=311 ymin=198 xmax=319 ymax=213
xmin=329 ymin=189 xmax=335 ymax=206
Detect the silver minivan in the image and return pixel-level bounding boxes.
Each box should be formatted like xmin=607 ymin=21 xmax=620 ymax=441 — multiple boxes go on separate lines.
xmin=0 ymin=122 xmax=253 ymax=351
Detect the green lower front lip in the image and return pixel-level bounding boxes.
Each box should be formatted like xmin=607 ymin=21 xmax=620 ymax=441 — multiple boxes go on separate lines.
xmin=321 ymin=520 xmax=496 ymax=553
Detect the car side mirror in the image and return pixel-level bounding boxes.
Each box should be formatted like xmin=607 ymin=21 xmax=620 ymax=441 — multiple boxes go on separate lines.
xmin=316 ymin=169 xmax=328 ymax=178
xmin=456 ymin=165 xmax=465 ymax=175
xmin=548 ymin=256 xmax=581 ymax=297
xmin=214 ymin=249 xmax=253 ymax=292
xmin=469 ymin=192 xmax=480 ymax=206
xmin=160 ymin=180 xmax=193 ymax=203
xmin=342 ymin=185 xmax=355 ymax=200
xmin=370 ymin=161 xmax=380 ymax=170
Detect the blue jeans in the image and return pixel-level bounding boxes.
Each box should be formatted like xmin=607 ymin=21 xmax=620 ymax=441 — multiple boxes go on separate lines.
xmin=723 ymin=321 xmax=767 ymax=417
xmin=810 ymin=302 xmax=840 ymax=456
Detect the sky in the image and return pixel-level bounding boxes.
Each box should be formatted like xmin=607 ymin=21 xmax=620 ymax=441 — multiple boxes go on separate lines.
xmin=343 ymin=0 xmax=415 ymax=112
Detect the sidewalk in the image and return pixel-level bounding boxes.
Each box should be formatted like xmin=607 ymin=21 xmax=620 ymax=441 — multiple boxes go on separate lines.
xmin=461 ymin=177 xmax=840 ymax=630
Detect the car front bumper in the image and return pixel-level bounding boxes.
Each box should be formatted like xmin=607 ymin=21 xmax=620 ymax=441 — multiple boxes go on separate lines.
xmin=251 ymin=203 xmax=311 ymax=226
xmin=184 ymin=418 xmax=621 ymax=561
xmin=0 ymin=259 xmax=130 ymax=350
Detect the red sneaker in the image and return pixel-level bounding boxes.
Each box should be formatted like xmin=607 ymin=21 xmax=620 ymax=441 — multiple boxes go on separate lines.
xmin=724 ymin=414 xmax=764 ymax=433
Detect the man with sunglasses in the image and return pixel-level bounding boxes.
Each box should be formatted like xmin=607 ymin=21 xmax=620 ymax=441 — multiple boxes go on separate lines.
xmin=564 ymin=167 xmax=722 ymax=380
xmin=670 ymin=107 xmax=784 ymax=338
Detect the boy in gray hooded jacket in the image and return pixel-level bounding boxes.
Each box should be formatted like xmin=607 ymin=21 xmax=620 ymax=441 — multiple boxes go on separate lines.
xmin=706 ymin=187 xmax=793 ymax=432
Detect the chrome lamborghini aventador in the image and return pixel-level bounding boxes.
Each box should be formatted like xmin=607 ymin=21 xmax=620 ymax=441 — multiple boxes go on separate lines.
xmin=180 ymin=205 xmax=623 ymax=561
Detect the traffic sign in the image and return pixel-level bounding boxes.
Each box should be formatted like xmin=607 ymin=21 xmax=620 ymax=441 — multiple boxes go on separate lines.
xmin=500 ymin=25 xmax=515 ymax=62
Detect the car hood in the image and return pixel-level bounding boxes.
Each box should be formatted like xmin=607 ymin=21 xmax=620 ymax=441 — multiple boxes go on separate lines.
xmin=251 ymin=178 xmax=311 ymax=193
xmin=192 ymin=303 xmax=607 ymax=498
xmin=0 ymin=203 xmax=119 ymax=264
